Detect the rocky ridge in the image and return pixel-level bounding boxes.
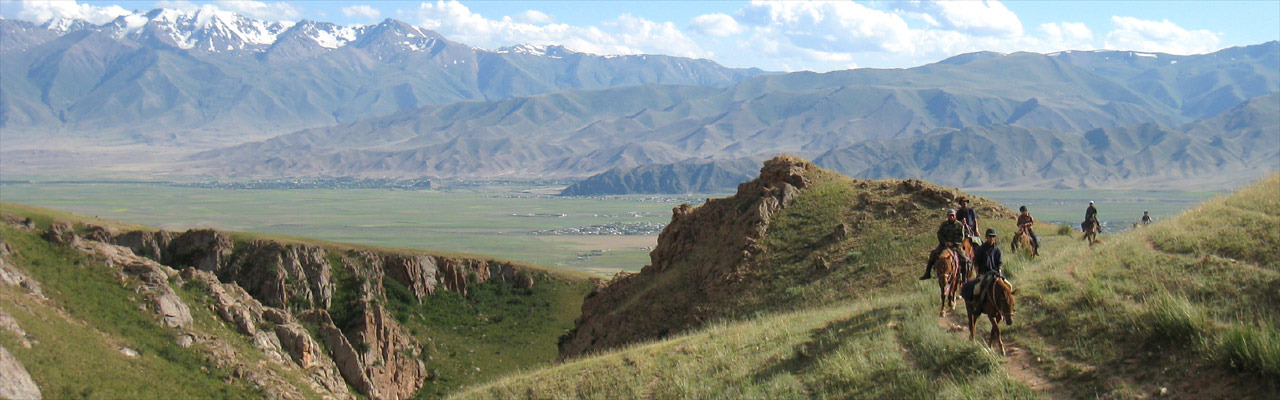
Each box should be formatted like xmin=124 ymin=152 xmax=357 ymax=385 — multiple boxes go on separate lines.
xmin=2 ymin=214 xmax=545 ymax=399
xmin=558 ymin=156 xmax=1012 ymax=359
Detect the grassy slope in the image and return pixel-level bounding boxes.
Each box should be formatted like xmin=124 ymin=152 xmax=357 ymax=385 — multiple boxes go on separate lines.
xmin=454 ymin=174 xmax=1278 ymax=399
xmin=0 ymin=223 xmax=263 ymax=399
xmin=1009 ymin=173 xmax=1279 ymax=397
xmin=0 ymin=202 xmax=598 ymax=399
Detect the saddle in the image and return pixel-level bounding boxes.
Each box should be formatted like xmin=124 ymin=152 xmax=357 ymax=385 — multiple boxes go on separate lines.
xmin=974 ymin=273 xmax=1010 ymax=304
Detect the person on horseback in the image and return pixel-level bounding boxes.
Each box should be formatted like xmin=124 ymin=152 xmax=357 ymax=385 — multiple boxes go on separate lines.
xmin=1083 ymin=201 xmax=1100 ymax=232
xmin=957 ymin=198 xmax=978 ymax=238
xmin=963 ymin=228 xmax=1004 ymax=304
xmin=1017 ymin=205 xmax=1039 ymax=252
xmin=920 ymin=209 xmax=970 ymax=280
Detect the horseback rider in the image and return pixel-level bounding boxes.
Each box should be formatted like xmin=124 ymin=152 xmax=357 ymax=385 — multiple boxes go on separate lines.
xmin=1017 ymin=205 xmax=1039 ymax=252
xmin=963 ymin=228 xmax=1004 ymax=303
xmin=1083 ymin=201 xmax=1100 ymax=232
xmin=920 ymin=209 xmax=970 ymax=280
xmin=957 ymin=198 xmax=978 ymax=238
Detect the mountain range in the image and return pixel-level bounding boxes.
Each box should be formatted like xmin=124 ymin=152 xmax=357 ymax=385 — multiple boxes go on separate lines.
xmin=182 ymin=41 xmax=1278 ymax=189
xmin=1 ymin=8 xmax=1276 ymax=190
xmin=0 ymin=9 xmax=765 ymax=149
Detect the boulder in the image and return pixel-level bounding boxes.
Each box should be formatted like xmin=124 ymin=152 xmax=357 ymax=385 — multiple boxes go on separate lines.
xmin=383 ymin=255 xmax=439 ymax=301
xmin=41 ymin=222 xmax=77 ymax=245
xmin=168 ymin=229 xmax=233 ymax=272
xmin=0 ymin=344 xmax=41 ymax=400
xmin=113 ymin=230 xmax=175 ymax=262
xmin=274 ymin=324 xmax=323 ymax=369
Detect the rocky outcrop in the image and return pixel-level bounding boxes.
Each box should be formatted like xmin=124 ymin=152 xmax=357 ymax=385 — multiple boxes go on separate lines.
xmin=349 ymin=302 xmax=427 ymax=400
xmin=300 ymin=310 xmax=374 ymax=396
xmin=559 ymin=155 xmax=816 ymax=358
xmin=0 ymin=344 xmax=40 ymax=400
xmin=181 ymin=268 xmax=351 ymax=398
xmin=0 ymin=241 xmax=43 ymax=298
xmin=223 ymin=241 xmax=334 ymax=310
xmin=558 ymin=156 xmax=1015 ymax=360
xmin=14 ymin=215 xmax=539 ymax=400
xmin=381 ymin=255 xmax=438 ymax=301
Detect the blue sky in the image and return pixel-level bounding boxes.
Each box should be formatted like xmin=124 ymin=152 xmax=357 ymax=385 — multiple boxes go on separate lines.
xmin=3 ymin=1 xmax=1277 ymax=71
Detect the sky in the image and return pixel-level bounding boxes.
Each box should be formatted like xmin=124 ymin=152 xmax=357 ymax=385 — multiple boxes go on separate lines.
xmin=2 ymin=0 xmax=1277 ymax=72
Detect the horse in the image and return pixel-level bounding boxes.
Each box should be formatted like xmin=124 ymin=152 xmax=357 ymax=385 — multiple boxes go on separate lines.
xmin=965 ymin=276 xmax=1017 ymax=355
xmin=1082 ymin=219 xmax=1100 ymax=245
xmin=1011 ymin=228 xmax=1037 ymax=257
xmin=933 ymin=240 xmax=973 ymax=316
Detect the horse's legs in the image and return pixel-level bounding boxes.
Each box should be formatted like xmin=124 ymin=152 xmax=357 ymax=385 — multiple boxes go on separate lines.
xmin=939 ymin=274 xmax=948 ymax=316
xmin=967 ymin=307 xmax=977 ymax=340
xmin=989 ymin=316 xmax=1004 ymax=356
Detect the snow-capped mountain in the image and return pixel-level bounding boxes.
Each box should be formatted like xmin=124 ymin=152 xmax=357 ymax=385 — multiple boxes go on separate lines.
xmin=0 ymin=8 xmax=766 ymax=149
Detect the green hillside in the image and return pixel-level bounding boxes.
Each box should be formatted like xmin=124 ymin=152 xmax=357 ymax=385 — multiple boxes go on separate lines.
xmin=455 ymin=174 xmax=1279 ymax=399
xmin=0 ymin=202 xmax=598 ymax=399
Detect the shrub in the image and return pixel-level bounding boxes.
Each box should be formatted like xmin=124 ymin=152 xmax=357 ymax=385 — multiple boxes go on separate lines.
xmin=1219 ymin=323 xmax=1280 ymax=378
xmin=1142 ymin=295 xmax=1209 ymax=346
xmin=1056 ymin=225 xmax=1072 ymax=236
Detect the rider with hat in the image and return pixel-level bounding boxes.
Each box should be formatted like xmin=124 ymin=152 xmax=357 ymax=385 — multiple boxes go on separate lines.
xmin=957 ymin=197 xmax=978 ymax=238
xmin=1017 ymin=205 xmax=1039 ymax=253
xmin=920 ymin=209 xmax=970 ymax=280
xmin=1083 ymin=201 xmax=1100 ymax=232
xmin=963 ymin=228 xmax=1005 ymax=303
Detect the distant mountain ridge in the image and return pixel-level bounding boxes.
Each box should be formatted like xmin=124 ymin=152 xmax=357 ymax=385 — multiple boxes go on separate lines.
xmin=558 ymin=158 xmax=760 ymax=196
xmin=0 ymin=10 xmax=766 ymax=148
xmin=186 ymin=42 xmax=1279 ymax=188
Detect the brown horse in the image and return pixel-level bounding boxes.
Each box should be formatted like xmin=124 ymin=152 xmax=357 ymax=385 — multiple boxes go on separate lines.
xmin=1011 ymin=228 xmax=1036 ymax=257
xmin=934 ymin=240 xmax=973 ymax=316
xmin=965 ymin=277 xmax=1016 ymax=355
xmin=1082 ymin=219 xmax=1100 ymax=245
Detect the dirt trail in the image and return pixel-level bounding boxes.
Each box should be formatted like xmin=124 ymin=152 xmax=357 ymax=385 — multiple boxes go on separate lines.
xmin=937 ymin=313 xmax=1069 ymax=398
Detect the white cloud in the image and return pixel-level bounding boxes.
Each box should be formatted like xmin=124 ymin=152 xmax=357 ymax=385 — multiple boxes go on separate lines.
xmin=13 ymin=0 xmax=131 ymax=24
xmin=689 ymin=13 xmax=744 ymax=37
xmin=341 ymin=5 xmax=380 ymax=21
xmin=895 ymin=0 xmax=1024 ymax=37
xmin=155 ymin=0 xmax=201 ymax=13
xmin=211 ymin=0 xmax=301 ymax=21
xmin=512 ymin=10 xmax=553 ymax=25
xmin=405 ymin=0 xmax=708 ymax=58
xmin=1105 ymin=16 xmax=1221 ymax=55
xmin=1040 ymin=22 xmax=1093 ymax=50
xmin=738 ymin=0 xmax=914 ymax=53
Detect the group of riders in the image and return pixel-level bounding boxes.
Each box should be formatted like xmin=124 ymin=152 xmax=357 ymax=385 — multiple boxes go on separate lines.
xmin=916 ymin=198 xmax=1106 ymax=304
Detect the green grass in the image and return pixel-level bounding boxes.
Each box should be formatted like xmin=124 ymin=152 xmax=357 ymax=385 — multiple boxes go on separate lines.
xmin=0 ymin=223 xmax=261 ymax=399
xmin=0 ymin=184 xmax=693 ymax=274
xmin=2 ymin=201 xmax=600 ymax=399
xmin=389 ymin=273 xmax=596 ymax=399
xmin=453 ymin=173 xmax=1279 ymax=399
xmin=1006 ymin=174 xmax=1280 ymax=396
xmin=454 ymin=294 xmax=1032 ymax=400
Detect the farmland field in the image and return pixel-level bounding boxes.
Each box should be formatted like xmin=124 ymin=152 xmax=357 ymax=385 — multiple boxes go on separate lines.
xmin=0 ymin=182 xmax=1227 ymax=275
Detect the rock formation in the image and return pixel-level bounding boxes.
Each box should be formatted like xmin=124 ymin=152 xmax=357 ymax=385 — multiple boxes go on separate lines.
xmin=558 ymin=155 xmax=1013 ymax=359
xmin=559 ymin=155 xmax=816 ymax=358
xmin=6 ymin=215 xmax=541 ymax=399
xmin=0 ymin=344 xmax=41 ymax=400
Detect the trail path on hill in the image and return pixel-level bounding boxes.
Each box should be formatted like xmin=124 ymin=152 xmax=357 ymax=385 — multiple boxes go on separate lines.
xmin=936 ymin=314 xmax=1068 ymax=397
